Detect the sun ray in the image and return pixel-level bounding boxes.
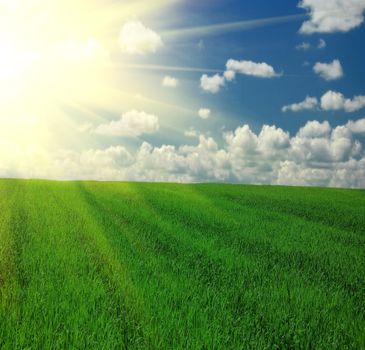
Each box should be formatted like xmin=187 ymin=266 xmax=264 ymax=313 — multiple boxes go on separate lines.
xmin=114 ymin=63 xmax=222 ymax=74
xmin=162 ymin=13 xmax=305 ymax=39
xmin=0 ymin=0 xmax=179 ymax=157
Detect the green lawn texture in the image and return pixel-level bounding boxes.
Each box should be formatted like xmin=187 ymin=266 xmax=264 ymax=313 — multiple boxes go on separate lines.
xmin=0 ymin=179 xmax=364 ymax=349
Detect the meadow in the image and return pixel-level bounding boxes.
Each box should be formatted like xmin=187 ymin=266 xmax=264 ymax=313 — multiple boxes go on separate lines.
xmin=0 ymin=179 xmax=364 ymax=349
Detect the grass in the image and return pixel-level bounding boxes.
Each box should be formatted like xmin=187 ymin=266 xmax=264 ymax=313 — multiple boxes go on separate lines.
xmin=0 ymin=179 xmax=364 ymax=349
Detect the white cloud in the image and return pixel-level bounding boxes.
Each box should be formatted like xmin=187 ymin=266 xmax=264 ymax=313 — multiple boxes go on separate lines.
xmin=313 ymin=59 xmax=343 ymax=80
xmin=321 ymin=90 xmax=365 ymax=112
xmin=286 ymin=91 xmax=365 ymax=113
xmin=200 ymin=74 xmax=225 ymax=93
xmin=296 ymin=42 xmax=311 ymax=50
xmin=258 ymin=125 xmax=290 ymax=155
xmin=224 ymin=70 xmax=236 ymax=81
xmin=224 ymin=125 xmax=258 ymax=156
xmin=318 ymin=38 xmax=326 ymax=48
xmin=276 ymin=158 xmax=365 ymax=188
xmin=54 ymin=146 xmax=134 ymax=180
xmin=297 ymin=120 xmax=331 ymax=138
xmin=346 ymin=118 xmax=365 ymax=133
xmin=119 ymin=21 xmax=163 ymax=55
xmin=226 ymin=59 xmax=281 ymax=78
xmin=298 ymin=0 xmax=365 ymax=34
xmin=184 ymin=128 xmax=199 ymax=138
xmin=291 ymin=122 xmax=358 ymax=164
xmin=162 ymin=75 xmax=179 ymax=87
xmin=94 ymin=110 xmax=159 ymax=137
xmin=198 ymin=108 xmax=211 ymax=119
xmin=321 ymin=91 xmax=345 ymax=110
xmin=282 ymin=96 xmax=318 ymax=112
xmin=200 ymin=58 xmax=280 ymax=94
xmin=344 ymin=96 xmax=365 ymax=112
xmin=2 ymin=119 xmax=365 ymax=188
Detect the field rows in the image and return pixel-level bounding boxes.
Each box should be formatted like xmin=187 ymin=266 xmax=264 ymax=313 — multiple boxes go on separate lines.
xmin=0 ymin=180 xmax=364 ymax=349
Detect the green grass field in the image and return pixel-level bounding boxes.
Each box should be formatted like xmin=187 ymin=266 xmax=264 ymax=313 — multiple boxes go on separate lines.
xmin=0 ymin=179 xmax=364 ymax=349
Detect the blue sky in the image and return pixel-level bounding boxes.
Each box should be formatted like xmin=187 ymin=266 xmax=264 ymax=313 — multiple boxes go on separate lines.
xmin=156 ymin=0 xmax=365 ymax=134
xmin=0 ymin=0 xmax=365 ymax=187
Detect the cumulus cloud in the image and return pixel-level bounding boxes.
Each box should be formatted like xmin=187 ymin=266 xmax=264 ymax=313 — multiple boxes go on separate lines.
xmin=200 ymin=58 xmax=280 ymax=94
xmin=258 ymin=125 xmax=291 ymax=155
xmin=119 ymin=21 xmax=163 ymax=55
xmin=2 ymin=119 xmax=365 ymax=188
xmin=224 ymin=70 xmax=236 ymax=81
xmin=313 ymin=59 xmax=343 ymax=80
xmin=339 ymin=95 xmax=365 ymax=113
xmin=284 ymin=91 xmax=365 ymax=113
xmin=320 ymin=91 xmax=345 ymax=111
xmin=321 ymin=90 xmax=365 ymax=112
xmin=282 ymin=96 xmax=318 ymax=112
xmin=162 ymin=75 xmax=179 ymax=87
xmin=198 ymin=108 xmax=211 ymax=119
xmin=291 ymin=122 xmax=359 ymax=164
xmin=200 ymin=74 xmax=225 ymax=93
xmin=297 ymin=120 xmax=331 ymax=138
xmin=226 ymin=59 xmax=281 ymax=78
xmin=53 ymin=146 xmax=135 ymax=180
xmin=94 ymin=110 xmax=159 ymax=137
xmin=346 ymin=118 xmax=365 ymax=133
xmin=224 ymin=125 xmax=259 ymax=156
xmin=298 ymin=0 xmax=365 ymax=34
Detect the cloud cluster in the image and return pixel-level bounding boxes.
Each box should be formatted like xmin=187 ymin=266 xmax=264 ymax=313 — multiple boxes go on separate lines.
xmin=313 ymin=59 xmax=343 ymax=80
xmin=94 ymin=110 xmax=159 ymax=137
xmin=282 ymin=91 xmax=365 ymax=112
xmin=321 ymin=91 xmax=365 ymax=112
xmin=62 ymin=118 xmax=365 ymax=188
xmin=299 ymin=0 xmax=365 ymax=33
xmin=3 ymin=119 xmax=365 ymax=188
xmin=201 ymin=59 xmax=280 ymax=93
xmin=119 ymin=21 xmax=163 ymax=55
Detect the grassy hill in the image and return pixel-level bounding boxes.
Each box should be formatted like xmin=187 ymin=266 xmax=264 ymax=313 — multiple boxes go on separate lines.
xmin=0 ymin=179 xmax=364 ymax=349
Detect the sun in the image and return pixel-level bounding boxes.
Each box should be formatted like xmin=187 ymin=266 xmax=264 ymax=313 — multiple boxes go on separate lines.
xmin=0 ymin=1 xmax=117 ymax=145
xmin=0 ymin=40 xmax=33 ymax=79
xmin=0 ymin=0 xmax=171 ymax=114
xmin=0 ymin=0 xmax=173 ymax=176
xmin=0 ymin=3 xmax=102 ymax=171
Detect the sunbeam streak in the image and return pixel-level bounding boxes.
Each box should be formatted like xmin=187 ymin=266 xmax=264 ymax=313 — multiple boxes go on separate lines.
xmin=161 ymin=13 xmax=306 ymax=39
